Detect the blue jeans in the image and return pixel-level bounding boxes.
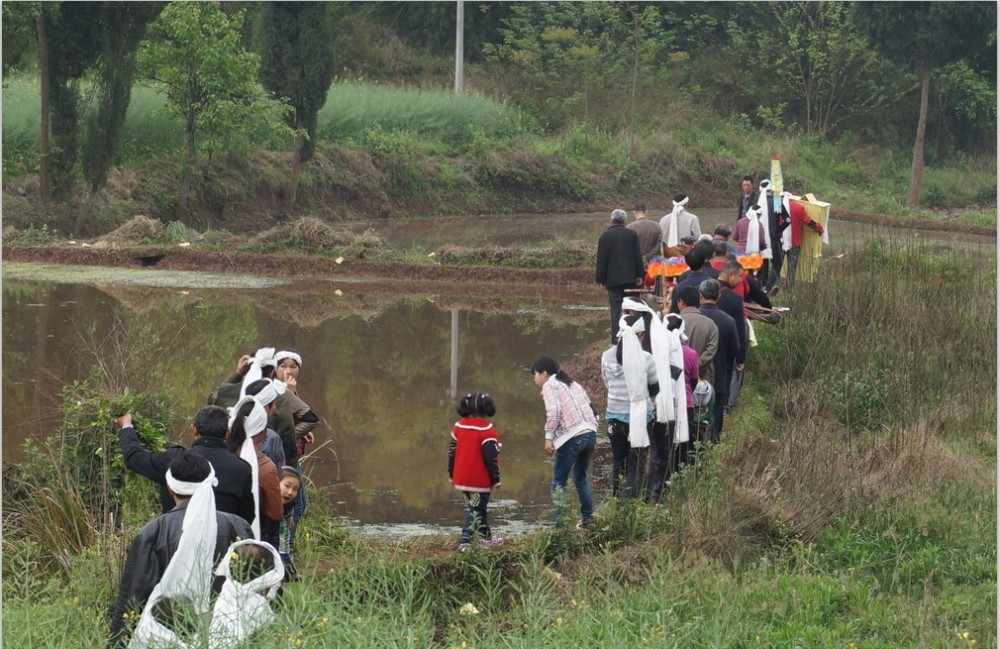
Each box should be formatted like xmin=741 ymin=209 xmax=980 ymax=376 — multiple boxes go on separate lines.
xmin=461 ymin=491 xmax=491 ymax=542
xmin=289 ymin=464 xmax=307 ymax=551
xmin=551 ymin=430 xmax=597 ymax=525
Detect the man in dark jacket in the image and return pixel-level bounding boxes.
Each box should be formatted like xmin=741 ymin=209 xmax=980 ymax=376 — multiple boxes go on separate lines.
xmin=118 ymin=405 xmax=255 ymax=524
xmin=737 ymin=175 xmax=757 ymax=221
xmin=668 ymin=246 xmax=714 ymax=314
xmin=108 ymin=452 xmax=253 ymax=648
xmin=717 ymin=261 xmax=749 ymax=412
xmin=596 ymin=209 xmax=645 ymax=343
xmin=698 ymin=279 xmax=739 ymax=445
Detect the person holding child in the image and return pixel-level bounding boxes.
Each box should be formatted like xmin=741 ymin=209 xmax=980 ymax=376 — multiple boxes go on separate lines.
xmin=447 ymin=392 xmax=502 ymax=549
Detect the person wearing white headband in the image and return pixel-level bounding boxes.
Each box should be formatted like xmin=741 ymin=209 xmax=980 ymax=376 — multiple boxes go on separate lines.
xmin=658 ymin=193 xmax=702 ymax=253
xmin=778 ymin=190 xmax=825 ymax=289
xmin=208 ymin=348 xmax=286 ymax=409
xmin=601 ymin=311 xmax=660 ymax=499
xmin=273 ymin=349 xmax=319 ymax=557
xmin=735 ymin=205 xmax=767 ymax=256
xmin=227 ymin=396 xmax=283 ymax=544
xmin=109 ymin=452 xmax=253 ymax=649
xmin=243 ymin=378 xmax=286 ymax=470
xmin=664 ymin=313 xmax=700 ymax=470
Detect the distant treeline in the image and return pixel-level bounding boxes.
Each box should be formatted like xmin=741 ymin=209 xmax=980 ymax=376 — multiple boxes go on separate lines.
xmin=1 ymin=1 xmax=995 ymax=212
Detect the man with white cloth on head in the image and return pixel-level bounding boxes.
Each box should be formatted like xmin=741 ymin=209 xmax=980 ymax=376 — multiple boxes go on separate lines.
xmin=108 ymin=452 xmax=253 ymax=649
xmin=659 ymin=194 xmax=702 ymax=256
xmin=600 ymin=305 xmax=660 ymax=499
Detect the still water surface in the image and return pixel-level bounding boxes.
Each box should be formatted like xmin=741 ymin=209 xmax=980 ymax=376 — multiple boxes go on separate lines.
xmin=3 ymin=270 xmax=606 ymax=538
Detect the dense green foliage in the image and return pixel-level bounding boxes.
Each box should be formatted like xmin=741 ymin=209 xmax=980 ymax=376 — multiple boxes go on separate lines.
xmin=1 ymin=1 xmax=995 ymax=232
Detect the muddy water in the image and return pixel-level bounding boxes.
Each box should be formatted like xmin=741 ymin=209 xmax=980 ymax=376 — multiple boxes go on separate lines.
xmin=3 ymin=271 xmax=606 ymax=538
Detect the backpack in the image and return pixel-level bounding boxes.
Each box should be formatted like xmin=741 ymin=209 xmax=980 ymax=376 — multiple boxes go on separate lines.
xmin=692 ymin=380 xmax=715 ymax=429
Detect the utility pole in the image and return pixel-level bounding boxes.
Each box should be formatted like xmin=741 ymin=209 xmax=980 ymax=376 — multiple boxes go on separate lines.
xmin=454 ymin=0 xmax=464 ymax=93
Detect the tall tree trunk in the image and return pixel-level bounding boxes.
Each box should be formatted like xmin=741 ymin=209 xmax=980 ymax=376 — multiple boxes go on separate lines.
xmin=284 ymin=130 xmax=305 ymax=217
xmin=37 ymin=14 xmax=50 ymax=202
xmin=177 ymin=118 xmax=196 ymax=220
xmin=907 ymin=66 xmax=931 ymax=207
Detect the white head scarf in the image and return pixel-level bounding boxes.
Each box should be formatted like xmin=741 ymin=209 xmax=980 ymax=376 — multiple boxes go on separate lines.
xmin=618 ymin=315 xmax=650 ymax=448
xmin=745 ymin=206 xmax=763 ymax=255
xmin=621 ymin=297 xmax=653 ymax=315
xmin=230 ymin=396 xmax=266 ymax=540
xmin=662 ymin=313 xmax=689 ymax=442
xmin=240 ymin=348 xmax=276 ymax=399
xmin=665 ymin=195 xmax=689 ymax=248
xmin=250 ymin=380 xmax=278 ymax=408
xmin=129 ymin=464 xmax=219 ymax=649
xmin=780 ymin=191 xmax=795 ymax=252
xmin=753 ymin=181 xmax=773 ymax=259
xmin=208 ymin=539 xmax=284 ymax=649
xmin=272 ymin=350 xmax=302 ymax=369
xmin=647 ymin=312 xmax=675 ymax=424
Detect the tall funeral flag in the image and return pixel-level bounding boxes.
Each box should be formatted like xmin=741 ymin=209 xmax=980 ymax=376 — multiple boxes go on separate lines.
xmin=770 ymin=157 xmax=783 ymax=214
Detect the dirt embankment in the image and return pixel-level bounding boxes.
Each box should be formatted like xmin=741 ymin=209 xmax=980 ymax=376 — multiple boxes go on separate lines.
xmin=3 ymin=208 xmax=992 ymax=299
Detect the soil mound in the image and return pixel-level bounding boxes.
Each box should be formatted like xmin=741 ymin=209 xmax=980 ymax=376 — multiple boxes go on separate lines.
xmin=96 ymin=215 xmax=164 ymax=248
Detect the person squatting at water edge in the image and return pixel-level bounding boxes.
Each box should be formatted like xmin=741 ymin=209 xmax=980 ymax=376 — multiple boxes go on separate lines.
xmin=448 ymin=392 xmax=503 ymax=550
xmin=532 ymin=356 xmax=599 ymax=531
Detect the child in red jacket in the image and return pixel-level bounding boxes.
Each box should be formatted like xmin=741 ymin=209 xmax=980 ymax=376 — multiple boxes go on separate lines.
xmin=448 ymin=392 xmax=501 ymax=549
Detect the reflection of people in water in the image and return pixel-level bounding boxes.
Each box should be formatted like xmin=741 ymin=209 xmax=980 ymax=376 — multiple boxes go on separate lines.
xmin=448 ymin=392 xmax=502 ymax=549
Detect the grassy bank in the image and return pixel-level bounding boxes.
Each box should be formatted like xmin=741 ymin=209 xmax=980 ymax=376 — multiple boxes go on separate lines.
xmin=2 ymin=76 xmax=995 ymax=237
xmin=3 ymin=235 xmax=995 ymax=648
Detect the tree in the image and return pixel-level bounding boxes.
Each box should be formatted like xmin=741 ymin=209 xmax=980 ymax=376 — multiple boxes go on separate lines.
xmin=81 ymin=2 xmax=164 ymax=195
xmin=749 ymin=2 xmax=895 ymax=137
xmin=255 ymin=2 xmax=336 ymax=215
xmin=859 ymin=2 xmax=997 ymax=206
xmin=138 ymin=2 xmax=290 ymax=220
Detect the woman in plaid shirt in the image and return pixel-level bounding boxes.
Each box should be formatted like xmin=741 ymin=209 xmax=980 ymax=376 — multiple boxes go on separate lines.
xmin=531 ymin=356 xmax=599 ymax=530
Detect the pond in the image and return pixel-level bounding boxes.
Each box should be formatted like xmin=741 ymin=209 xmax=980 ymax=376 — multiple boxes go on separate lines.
xmin=2 ymin=264 xmax=607 ymax=539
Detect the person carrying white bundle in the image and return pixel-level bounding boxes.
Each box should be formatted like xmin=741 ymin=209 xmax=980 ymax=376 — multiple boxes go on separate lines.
xmin=109 ymin=452 xmax=253 ymax=649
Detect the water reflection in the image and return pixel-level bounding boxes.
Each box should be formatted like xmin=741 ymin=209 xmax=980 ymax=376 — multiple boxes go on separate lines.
xmin=3 ymin=277 xmax=605 ymax=536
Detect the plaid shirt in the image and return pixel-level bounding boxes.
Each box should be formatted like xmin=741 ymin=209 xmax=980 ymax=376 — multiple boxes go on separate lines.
xmin=541 ymin=376 xmax=598 ymax=449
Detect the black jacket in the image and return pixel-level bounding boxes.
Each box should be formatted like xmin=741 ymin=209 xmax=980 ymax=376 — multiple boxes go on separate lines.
xmin=737 ymin=192 xmax=758 ymax=221
xmin=669 ymin=270 xmax=713 ymax=314
xmin=119 ymin=427 xmax=255 ymax=524
xmin=699 ymin=303 xmax=739 ymax=393
xmin=717 ymin=287 xmax=748 ymax=365
xmin=596 ymin=224 xmax=644 ymax=288
xmin=107 ymin=503 xmax=253 ymax=648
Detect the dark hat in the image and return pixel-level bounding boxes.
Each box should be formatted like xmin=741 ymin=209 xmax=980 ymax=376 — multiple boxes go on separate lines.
xmin=680 ymin=235 xmax=697 ymax=246
xmin=632 ymin=202 xmax=646 ymax=212
xmin=713 ymin=224 xmax=732 ymax=237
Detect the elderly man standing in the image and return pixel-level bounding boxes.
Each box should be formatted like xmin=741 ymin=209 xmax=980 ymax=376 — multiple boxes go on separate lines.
xmin=596 ymin=208 xmax=645 ymax=344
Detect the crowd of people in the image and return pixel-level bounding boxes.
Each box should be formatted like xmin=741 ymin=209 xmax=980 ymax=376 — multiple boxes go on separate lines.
xmin=450 ymin=176 xmax=830 ymax=550
xmin=109 ymin=347 xmax=317 ymax=648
